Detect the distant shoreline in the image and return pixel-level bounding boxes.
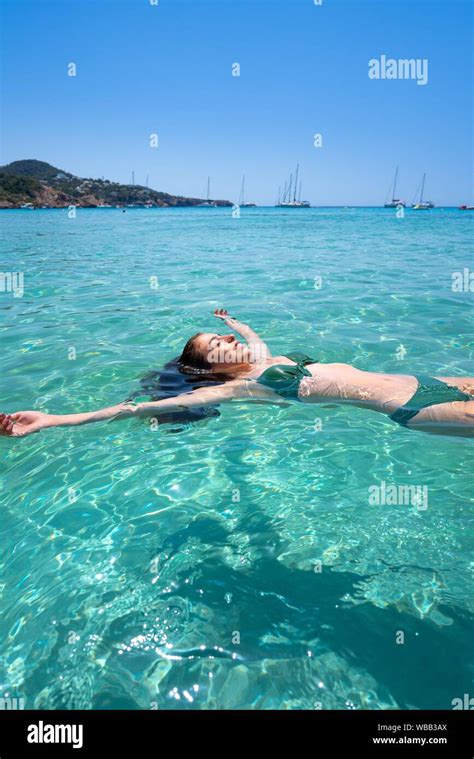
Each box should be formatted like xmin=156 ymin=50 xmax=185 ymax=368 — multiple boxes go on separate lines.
xmin=2 ymin=161 xmax=471 ymax=211
xmin=0 ymin=159 xmax=233 ymax=210
xmin=1 ymin=205 xmax=469 ymax=210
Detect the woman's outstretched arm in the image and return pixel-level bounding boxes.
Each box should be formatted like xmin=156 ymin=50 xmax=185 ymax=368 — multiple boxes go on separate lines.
xmin=0 ymin=381 xmax=281 ymax=437
xmin=0 ymin=405 xmax=137 ymax=437
xmin=213 ymin=309 xmax=272 ymax=358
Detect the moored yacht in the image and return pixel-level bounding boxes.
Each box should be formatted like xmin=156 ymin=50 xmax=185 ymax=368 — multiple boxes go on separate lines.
xmin=412 ymin=173 xmax=434 ymax=209
xmin=276 ymin=164 xmax=311 ymax=207
xmin=384 ymin=166 xmax=405 ymax=207
xmin=197 ymin=177 xmax=217 ymax=207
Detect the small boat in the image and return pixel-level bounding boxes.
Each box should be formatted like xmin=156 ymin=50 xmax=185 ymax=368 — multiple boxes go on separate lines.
xmin=412 ymin=173 xmax=434 ymax=209
xmin=384 ymin=166 xmax=405 ymax=207
xmin=238 ymin=175 xmax=256 ymax=207
xmin=20 ymin=202 xmax=34 ymax=209
xmin=197 ymin=177 xmax=217 ymax=207
xmin=458 ymin=205 xmax=474 ymax=210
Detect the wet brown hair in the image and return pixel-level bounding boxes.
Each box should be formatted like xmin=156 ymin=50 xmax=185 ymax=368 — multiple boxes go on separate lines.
xmin=179 ymin=332 xmax=240 ymax=382
xmin=179 ymin=333 xmax=213 ymax=373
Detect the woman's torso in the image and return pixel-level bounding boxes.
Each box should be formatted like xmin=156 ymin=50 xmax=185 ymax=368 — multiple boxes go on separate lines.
xmin=243 ymin=357 xmax=419 ymax=415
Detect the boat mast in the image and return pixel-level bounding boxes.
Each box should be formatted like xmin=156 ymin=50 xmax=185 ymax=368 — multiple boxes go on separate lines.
xmin=392 ymin=166 xmax=398 ymax=201
xmin=420 ymin=173 xmax=425 ymax=204
xmin=293 ymin=164 xmax=299 ymax=203
xmin=287 ymin=173 xmax=293 ymax=203
xmin=277 ymin=185 xmax=281 ymax=205
xmin=207 ymin=176 xmax=210 ymax=202
xmin=282 ymin=180 xmax=287 ymax=203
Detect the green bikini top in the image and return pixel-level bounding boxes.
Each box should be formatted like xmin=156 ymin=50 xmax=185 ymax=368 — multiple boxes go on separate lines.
xmin=255 ymin=352 xmax=317 ymax=399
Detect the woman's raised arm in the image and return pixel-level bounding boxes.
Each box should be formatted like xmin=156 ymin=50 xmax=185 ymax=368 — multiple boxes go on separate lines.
xmin=213 ymin=308 xmax=272 ymax=359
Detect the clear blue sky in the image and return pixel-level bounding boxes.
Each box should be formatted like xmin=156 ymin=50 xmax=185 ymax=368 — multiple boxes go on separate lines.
xmin=1 ymin=0 xmax=472 ymax=205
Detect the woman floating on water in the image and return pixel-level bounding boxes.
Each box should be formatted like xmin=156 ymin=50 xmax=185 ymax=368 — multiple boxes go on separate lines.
xmin=1 ymin=309 xmax=474 ymax=438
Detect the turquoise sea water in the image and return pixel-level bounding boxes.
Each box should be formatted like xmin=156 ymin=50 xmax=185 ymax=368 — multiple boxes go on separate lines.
xmin=0 ymin=207 xmax=473 ymax=710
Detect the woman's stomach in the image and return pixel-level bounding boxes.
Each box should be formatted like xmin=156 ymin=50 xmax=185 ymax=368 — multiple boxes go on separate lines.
xmin=298 ymin=363 xmax=419 ymax=415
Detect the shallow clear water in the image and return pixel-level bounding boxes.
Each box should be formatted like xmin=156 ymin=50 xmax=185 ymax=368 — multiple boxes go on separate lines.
xmin=0 ymin=207 xmax=473 ymax=710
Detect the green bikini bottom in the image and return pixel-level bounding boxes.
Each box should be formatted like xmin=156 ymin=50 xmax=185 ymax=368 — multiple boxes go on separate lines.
xmin=390 ymin=375 xmax=473 ymax=427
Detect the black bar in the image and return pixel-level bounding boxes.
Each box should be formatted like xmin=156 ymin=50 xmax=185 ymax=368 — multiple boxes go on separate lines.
xmin=0 ymin=709 xmax=472 ymax=756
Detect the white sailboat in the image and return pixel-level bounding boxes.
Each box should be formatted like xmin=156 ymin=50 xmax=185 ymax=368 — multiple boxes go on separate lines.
xmin=384 ymin=166 xmax=405 ymax=207
xmin=276 ymin=164 xmax=310 ymax=207
xmin=412 ymin=173 xmax=434 ymax=210
xmin=238 ymin=175 xmax=256 ymax=207
xmin=197 ymin=177 xmax=217 ymax=207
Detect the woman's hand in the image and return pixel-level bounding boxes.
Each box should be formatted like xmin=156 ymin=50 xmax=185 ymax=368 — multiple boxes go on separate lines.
xmin=213 ymin=308 xmax=234 ymax=322
xmin=0 ymin=411 xmax=52 ymax=437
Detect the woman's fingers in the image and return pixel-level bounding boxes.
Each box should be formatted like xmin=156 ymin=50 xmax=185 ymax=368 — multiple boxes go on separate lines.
xmin=213 ymin=308 xmax=229 ymax=318
xmin=0 ymin=412 xmax=28 ymax=436
xmin=0 ymin=414 xmax=14 ymax=435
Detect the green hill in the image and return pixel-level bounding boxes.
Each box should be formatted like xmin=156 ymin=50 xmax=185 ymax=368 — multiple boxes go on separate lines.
xmin=0 ymin=160 xmax=232 ymax=208
xmin=1 ymin=159 xmax=74 ymax=182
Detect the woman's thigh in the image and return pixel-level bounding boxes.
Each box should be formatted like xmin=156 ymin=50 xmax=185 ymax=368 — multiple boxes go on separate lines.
xmin=437 ymin=376 xmax=474 ymax=394
xmin=407 ymin=400 xmax=474 ymax=437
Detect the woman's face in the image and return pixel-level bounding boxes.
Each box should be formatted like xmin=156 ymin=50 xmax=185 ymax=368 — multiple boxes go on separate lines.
xmin=197 ymin=333 xmax=252 ymax=371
